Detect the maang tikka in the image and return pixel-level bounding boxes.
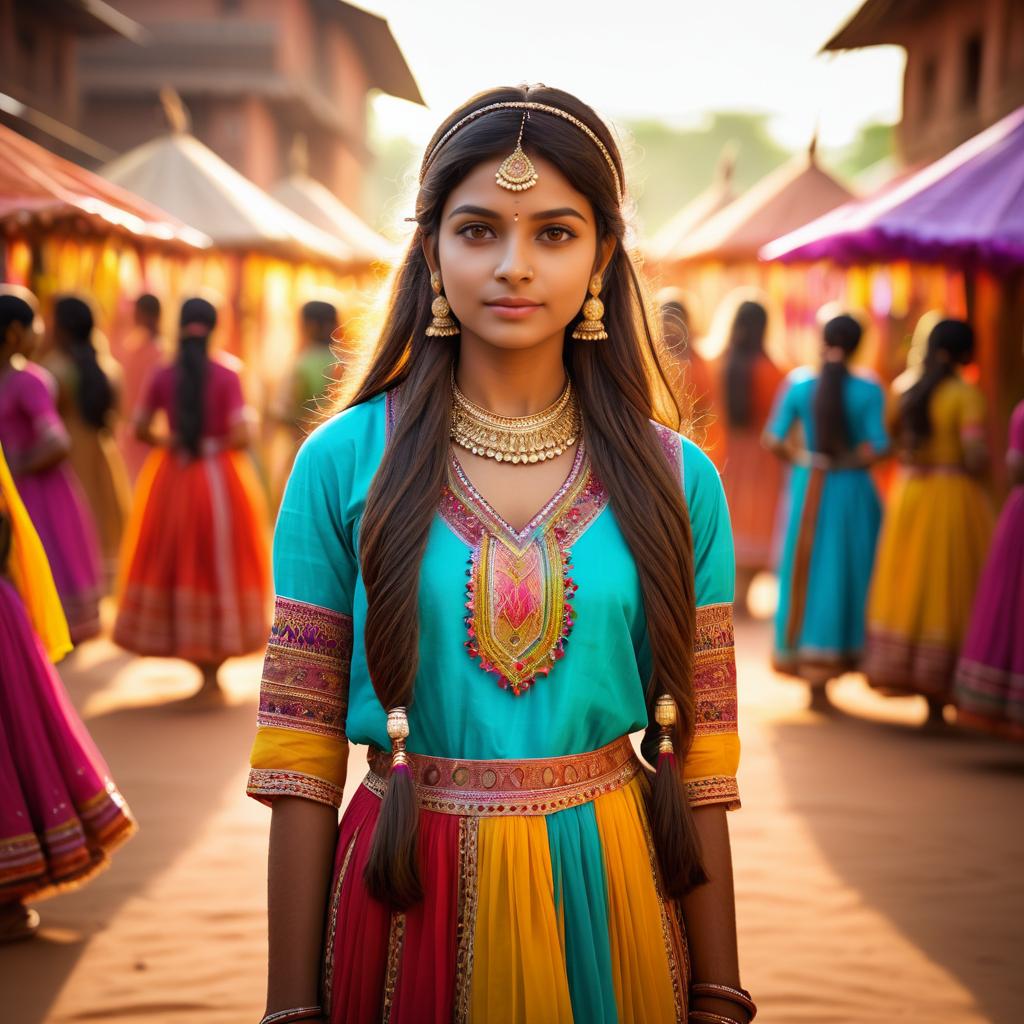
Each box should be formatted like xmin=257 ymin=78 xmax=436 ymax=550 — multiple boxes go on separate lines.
xmin=426 ymin=271 xmax=459 ymax=338
xmin=495 ymin=113 xmax=538 ymax=193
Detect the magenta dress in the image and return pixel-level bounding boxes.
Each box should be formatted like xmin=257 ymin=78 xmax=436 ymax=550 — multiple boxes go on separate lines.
xmin=954 ymin=400 xmax=1024 ymax=739
xmin=0 ymin=365 xmax=102 ymax=642
xmin=0 ymin=578 xmax=136 ymax=902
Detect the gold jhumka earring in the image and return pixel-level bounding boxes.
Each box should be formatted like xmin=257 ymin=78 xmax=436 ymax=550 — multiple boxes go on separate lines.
xmin=426 ymin=271 xmax=459 ymax=338
xmin=495 ymin=113 xmax=538 ymax=193
xmin=571 ymin=275 xmax=608 ymax=341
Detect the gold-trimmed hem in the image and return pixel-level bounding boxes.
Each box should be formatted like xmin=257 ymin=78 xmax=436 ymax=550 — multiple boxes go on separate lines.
xmin=246 ymin=767 xmax=343 ymax=809
xmin=321 ymin=827 xmax=359 ymax=1017
xmin=685 ymin=774 xmax=740 ymax=810
xmin=453 ymin=816 xmax=480 ymax=1024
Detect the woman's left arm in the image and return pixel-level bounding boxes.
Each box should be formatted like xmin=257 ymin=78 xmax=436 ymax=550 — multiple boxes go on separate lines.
xmin=680 ymin=439 xmax=750 ymax=1022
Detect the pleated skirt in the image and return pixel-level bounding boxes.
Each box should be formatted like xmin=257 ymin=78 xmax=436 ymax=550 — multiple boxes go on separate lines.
xmin=321 ymin=737 xmax=688 ymax=1024
xmin=114 ymin=447 xmax=270 ymax=662
xmin=0 ymin=579 xmax=135 ymax=902
xmin=954 ymin=485 xmax=1024 ymax=738
xmin=863 ymin=467 xmax=994 ymax=699
xmin=773 ymin=465 xmax=882 ymax=676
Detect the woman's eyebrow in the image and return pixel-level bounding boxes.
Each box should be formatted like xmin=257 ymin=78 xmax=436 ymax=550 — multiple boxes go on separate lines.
xmin=530 ymin=207 xmax=587 ymax=222
xmin=447 ymin=204 xmax=500 ymax=220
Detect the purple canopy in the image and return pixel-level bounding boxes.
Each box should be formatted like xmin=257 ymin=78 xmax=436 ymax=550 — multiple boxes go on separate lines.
xmin=761 ymin=105 xmax=1024 ymax=272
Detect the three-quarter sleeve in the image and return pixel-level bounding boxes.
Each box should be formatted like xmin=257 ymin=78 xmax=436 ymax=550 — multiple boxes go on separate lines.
xmin=19 ymin=369 xmax=69 ymax=447
xmin=247 ymin=423 xmax=357 ymax=810
xmin=681 ymin=441 xmax=741 ymax=810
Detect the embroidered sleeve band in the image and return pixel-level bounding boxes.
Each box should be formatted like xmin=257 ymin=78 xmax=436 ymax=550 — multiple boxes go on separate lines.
xmin=692 ymin=602 xmax=738 ymax=736
xmin=256 ymin=596 xmax=352 ymax=740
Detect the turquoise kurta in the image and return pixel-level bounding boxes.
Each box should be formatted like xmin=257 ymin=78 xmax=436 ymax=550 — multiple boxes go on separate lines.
xmin=767 ymin=368 xmax=888 ymax=673
xmin=247 ymin=389 xmax=741 ymax=1024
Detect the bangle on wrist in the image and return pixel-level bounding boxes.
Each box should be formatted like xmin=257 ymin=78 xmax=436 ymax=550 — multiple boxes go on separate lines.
xmin=259 ymin=1007 xmax=322 ymax=1024
xmin=690 ymin=1011 xmax=745 ymax=1024
xmin=690 ymin=981 xmax=757 ymax=1021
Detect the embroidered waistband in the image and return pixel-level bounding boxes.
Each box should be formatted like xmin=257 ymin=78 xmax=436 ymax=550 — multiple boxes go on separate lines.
xmin=363 ymin=734 xmax=640 ymax=816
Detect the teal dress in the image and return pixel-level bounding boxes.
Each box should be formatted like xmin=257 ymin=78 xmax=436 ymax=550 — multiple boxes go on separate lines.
xmin=766 ymin=368 xmax=888 ymax=675
xmin=247 ymin=390 xmax=741 ymax=1024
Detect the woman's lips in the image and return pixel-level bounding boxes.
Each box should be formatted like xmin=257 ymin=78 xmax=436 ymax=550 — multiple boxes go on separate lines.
xmin=486 ymin=299 xmax=543 ymax=319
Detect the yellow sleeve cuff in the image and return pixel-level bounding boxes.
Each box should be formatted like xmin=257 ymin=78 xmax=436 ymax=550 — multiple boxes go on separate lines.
xmin=247 ymin=726 xmax=349 ymax=809
xmin=683 ymin=733 xmax=741 ymax=810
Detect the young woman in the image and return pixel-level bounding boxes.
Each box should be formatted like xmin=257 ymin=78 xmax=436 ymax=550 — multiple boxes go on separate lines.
xmin=954 ymin=398 xmax=1024 ymax=739
xmin=0 ymin=291 xmax=102 ymax=642
xmin=717 ymin=299 xmax=784 ymax=609
xmin=248 ymin=86 xmax=751 ymax=1024
xmin=863 ymin=319 xmax=993 ymax=722
xmin=114 ymin=297 xmax=270 ymax=704
xmin=0 ymin=444 xmax=135 ymax=942
xmin=44 ymin=296 xmax=131 ymax=583
xmin=119 ymin=292 xmax=167 ymax=482
xmin=764 ymin=313 xmax=888 ymax=708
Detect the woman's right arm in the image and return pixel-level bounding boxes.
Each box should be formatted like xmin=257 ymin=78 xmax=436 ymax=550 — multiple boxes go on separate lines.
xmin=247 ymin=421 xmax=358 ymax=1023
xmin=265 ymin=797 xmax=342 ymax=1019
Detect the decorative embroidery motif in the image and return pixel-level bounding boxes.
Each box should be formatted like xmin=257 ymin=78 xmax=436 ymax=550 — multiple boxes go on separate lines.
xmin=453 ymin=817 xmax=480 ymax=1024
xmin=382 ymin=912 xmax=406 ymax=1023
xmin=257 ymin=597 xmax=352 ymax=739
xmin=246 ymin=767 xmax=343 ymax=809
xmin=363 ymin=735 xmax=639 ymax=816
xmin=652 ymin=421 xmax=683 ymax=483
xmin=441 ymin=442 xmax=608 ymax=695
xmin=693 ymin=603 xmax=738 ymax=736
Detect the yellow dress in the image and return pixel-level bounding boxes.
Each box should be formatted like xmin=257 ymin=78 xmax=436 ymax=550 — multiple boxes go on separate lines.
xmin=863 ymin=376 xmax=994 ymax=699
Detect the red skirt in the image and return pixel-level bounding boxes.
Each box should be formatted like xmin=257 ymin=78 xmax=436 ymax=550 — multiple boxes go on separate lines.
xmin=114 ymin=448 xmax=270 ymax=662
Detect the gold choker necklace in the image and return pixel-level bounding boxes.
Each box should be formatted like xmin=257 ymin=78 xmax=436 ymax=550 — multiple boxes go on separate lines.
xmin=450 ymin=374 xmax=580 ymax=464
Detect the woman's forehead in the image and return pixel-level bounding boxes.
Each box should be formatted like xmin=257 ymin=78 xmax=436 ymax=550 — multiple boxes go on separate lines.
xmin=443 ymin=154 xmax=592 ymax=221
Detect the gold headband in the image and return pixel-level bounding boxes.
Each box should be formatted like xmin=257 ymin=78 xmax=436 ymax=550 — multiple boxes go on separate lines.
xmin=419 ymin=101 xmax=624 ymax=204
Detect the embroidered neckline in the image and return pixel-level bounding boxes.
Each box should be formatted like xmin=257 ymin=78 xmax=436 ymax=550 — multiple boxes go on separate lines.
xmin=447 ymin=440 xmax=588 ymax=546
xmin=440 ymin=439 xmax=608 ymax=696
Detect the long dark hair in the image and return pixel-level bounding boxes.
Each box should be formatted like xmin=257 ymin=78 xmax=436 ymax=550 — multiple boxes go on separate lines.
xmin=54 ymin=296 xmax=114 ymax=430
xmin=897 ymin=319 xmax=975 ymax=450
xmin=813 ymin=314 xmax=863 ymax=456
xmin=176 ymin=297 xmax=217 ymax=457
xmin=349 ymin=85 xmax=706 ymax=909
xmin=723 ymin=300 xmax=768 ymax=428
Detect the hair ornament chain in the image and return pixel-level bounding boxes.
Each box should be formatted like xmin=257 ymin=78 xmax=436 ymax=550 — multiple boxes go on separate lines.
xmin=420 ymin=101 xmax=623 ymax=204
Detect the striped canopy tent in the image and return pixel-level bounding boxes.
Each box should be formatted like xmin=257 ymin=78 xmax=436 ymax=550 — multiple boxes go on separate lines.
xmin=761 ymin=105 xmax=1024 ymax=490
xmin=0 ymin=121 xmax=211 ymax=351
xmin=270 ymin=137 xmax=394 ymax=266
xmin=655 ymin=140 xmax=855 ymax=367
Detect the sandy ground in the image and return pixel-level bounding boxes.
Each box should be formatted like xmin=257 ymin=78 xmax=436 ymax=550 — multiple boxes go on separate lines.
xmin=2 ymin=614 xmax=1023 ymax=1023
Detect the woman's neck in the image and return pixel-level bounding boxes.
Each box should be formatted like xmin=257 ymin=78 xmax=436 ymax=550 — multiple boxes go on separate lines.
xmin=455 ymin=334 xmax=567 ymax=417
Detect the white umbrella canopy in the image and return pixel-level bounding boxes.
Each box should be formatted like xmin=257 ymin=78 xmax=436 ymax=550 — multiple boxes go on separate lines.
xmin=102 ymin=132 xmax=355 ymax=265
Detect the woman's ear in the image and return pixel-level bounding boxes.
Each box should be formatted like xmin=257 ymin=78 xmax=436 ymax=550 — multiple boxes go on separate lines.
xmin=420 ymin=235 xmax=440 ymax=280
xmin=594 ymin=236 xmax=616 ymax=281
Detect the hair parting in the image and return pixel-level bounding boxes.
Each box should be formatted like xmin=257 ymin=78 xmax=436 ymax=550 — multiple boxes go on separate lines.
xmin=348 ymin=85 xmax=708 ymax=907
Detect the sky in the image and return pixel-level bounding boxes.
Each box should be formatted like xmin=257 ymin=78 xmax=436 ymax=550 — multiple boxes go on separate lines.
xmin=367 ymin=0 xmax=906 ymax=150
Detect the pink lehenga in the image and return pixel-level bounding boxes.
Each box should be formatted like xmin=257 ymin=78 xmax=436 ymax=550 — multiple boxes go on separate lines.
xmin=0 ymin=446 xmax=135 ymax=904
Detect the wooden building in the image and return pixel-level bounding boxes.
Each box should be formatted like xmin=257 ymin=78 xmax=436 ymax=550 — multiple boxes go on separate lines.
xmin=825 ymin=0 xmax=1024 ymax=166
xmin=0 ymin=0 xmax=141 ymax=163
xmin=76 ymin=0 xmax=422 ymax=212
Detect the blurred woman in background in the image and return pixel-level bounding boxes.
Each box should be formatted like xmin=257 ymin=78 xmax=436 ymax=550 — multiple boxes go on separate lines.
xmin=0 ymin=291 xmax=102 ymax=642
xmin=718 ymin=298 xmax=784 ymax=609
xmin=114 ymin=296 xmax=270 ymax=704
xmin=764 ymin=313 xmax=887 ymax=709
xmin=954 ymin=398 xmax=1024 ymax=739
xmin=0 ymin=445 xmax=135 ymax=942
xmin=44 ymin=296 xmax=131 ymax=584
xmin=863 ymin=319 xmax=993 ymax=723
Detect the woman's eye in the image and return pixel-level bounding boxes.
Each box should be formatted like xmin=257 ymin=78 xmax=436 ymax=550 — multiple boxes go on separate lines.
xmin=458 ymin=223 xmax=494 ymax=240
xmin=540 ymin=226 xmax=575 ymax=242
